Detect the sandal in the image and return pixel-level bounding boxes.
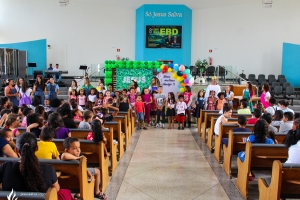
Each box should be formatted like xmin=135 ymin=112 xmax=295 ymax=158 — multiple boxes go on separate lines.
xmin=74 ymin=193 xmax=81 ymax=200
xmin=94 ymin=192 xmax=107 ymax=200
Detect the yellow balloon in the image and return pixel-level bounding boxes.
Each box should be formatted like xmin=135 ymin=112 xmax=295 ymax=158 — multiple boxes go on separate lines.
xmin=160 ymin=65 xmax=164 ymax=69
xmin=178 ymin=77 xmax=184 ymax=82
xmin=177 ymin=77 xmax=181 ymax=82
xmin=168 ymin=68 xmax=172 ymax=72
xmin=172 ymin=72 xmax=178 ymax=78
xmin=179 ymin=88 xmax=184 ymax=93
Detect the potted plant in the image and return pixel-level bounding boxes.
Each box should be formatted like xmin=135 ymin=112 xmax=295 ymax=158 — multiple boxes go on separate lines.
xmin=195 ymin=59 xmax=208 ymax=76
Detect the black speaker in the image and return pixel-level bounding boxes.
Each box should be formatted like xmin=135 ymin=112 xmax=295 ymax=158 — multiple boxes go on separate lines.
xmin=33 ymin=70 xmax=43 ymax=79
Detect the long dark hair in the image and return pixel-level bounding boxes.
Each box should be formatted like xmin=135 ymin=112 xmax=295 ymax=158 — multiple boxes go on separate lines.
xmin=284 ymin=129 xmax=300 ymax=148
xmin=16 ymin=132 xmax=45 ymax=192
xmin=168 ymin=92 xmax=175 ymax=103
xmin=21 ymin=81 xmax=29 ymax=94
xmin=247 ymin=81 xmax=253 ymax=93
xmin=48 ymin=112 xmax=64 ymax=129
xmin=58 ymin=103 xmax=72 ymax=118
xmin=16 ymin=77 xmax=24 ymax=87
xmin=253 ymin=119 xmax=268 ymax=143
xmin=34 ymin=75 xmax=45 ymax=90
xmin=91 ymin=119 xmax=103 ymax=143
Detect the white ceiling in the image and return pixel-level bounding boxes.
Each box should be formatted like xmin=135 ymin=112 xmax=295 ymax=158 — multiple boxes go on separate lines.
xmin=87 ymin=0 xmax=260 ymax=9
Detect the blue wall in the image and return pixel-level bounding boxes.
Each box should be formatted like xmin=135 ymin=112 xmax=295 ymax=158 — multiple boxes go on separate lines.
xmin=0 ymin=39 xmax=47 ymax=75
xmin=136 ymin=5 xmax=192 ymax=66
xmin=282 ymin=42 xmax=300 ymax=87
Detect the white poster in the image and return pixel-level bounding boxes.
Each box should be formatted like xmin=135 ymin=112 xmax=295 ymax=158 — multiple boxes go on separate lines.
xmin=157 ymin=72 xmax=179 ymax=98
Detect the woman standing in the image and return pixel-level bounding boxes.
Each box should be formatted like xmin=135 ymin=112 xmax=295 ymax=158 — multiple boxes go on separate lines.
xmin=96 ymin=82 xmax=106 ymax=94
xmin=131 ymin=80 xmax=140 ymax=94
xmin=32 ymin=75 xmax=46 ymax=105
xmin=260 ymin=83 xmax=271 ymax=109
xmin=82 ymin=77 xmax=93 ymax=97
xmin=243 ymin=82 xmax=254 ymax=112
xmin=68 ymin=80 xmax=78 ymax=94
xmin=15 ymin=77 xmax=24 ymax=93
xmin=224 ymin=85 xmax=234 ymax=106
xmin=5 ymin=79 xmax=19 ymax=106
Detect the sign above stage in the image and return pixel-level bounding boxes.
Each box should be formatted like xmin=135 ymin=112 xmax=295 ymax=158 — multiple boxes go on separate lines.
xmin=145 ymin=11 xmax=183 ymax=18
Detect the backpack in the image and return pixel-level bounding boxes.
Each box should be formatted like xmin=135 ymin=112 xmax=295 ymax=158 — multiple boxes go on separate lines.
xmin=19 ymin=93 xmax=32 ymax=106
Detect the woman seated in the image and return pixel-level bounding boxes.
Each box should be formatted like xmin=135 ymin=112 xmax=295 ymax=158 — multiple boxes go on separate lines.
xmin=48 ymin=112 xmax=71 ymax=139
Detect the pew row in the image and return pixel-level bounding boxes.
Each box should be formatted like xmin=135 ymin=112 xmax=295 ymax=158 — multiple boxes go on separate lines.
xmin=0 ymin=187 xmax=57 ymax=200
xmin=258 ymin=160 xmax=300 ymax=200
xmin=236 ymin=142 xmax=288 ymax=199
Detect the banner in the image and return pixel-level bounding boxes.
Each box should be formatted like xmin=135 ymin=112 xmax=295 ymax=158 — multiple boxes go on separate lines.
xmin=116 ymin=68 xmax=153 ymax=90
xmin=157 ymin=72 xmax=179 ymax=98
xmin=146 ymin=25 xmax=182 ymax=48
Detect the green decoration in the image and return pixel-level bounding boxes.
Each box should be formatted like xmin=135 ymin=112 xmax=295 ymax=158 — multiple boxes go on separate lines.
xmin=116 ymin=68 xmax=153 ymax=90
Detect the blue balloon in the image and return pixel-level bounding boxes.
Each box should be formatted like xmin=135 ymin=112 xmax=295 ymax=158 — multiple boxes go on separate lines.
xmin=157 ymin=68 xmax=161 ymax=73
xmin=177 ymin=71 xmax=183 ymax=76
xmin=174 ymin=65 xmax=179 ymax=71
xmin=169 ymin=63 xmax=174 ymax=69
xmin=188 ymin=74 xmax=192 ymax=79
xmin=184 ymin=69 xmax=190 ymax=74
xmin=178 ymin=85 xmax=181 ymax=88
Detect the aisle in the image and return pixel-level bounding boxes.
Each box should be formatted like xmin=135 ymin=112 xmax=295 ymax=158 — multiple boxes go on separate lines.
xmin=111 ymin=127 xmax=234 ymax=200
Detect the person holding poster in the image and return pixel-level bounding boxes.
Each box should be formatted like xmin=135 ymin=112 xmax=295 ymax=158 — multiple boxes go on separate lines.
xmin=205 ymin=76 xmax=221 ymax=99
xmin=148 ymin=77 xmax=160 ymax=93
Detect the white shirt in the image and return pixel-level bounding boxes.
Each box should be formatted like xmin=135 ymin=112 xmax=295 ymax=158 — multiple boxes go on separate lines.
xmin=265 ymin=105 xmax=278 ymax=116
xmin=205 ymin=84 xmax=221 ymax=99
xmin=176 ymin=101 xmax=187 ymax=114
xmin=286 ymin=140 xmax=300 ymax=164
xmin=53 ymin=68 xmax=59 ymax=71
xmin=214 ymin=115 xmax=227 ymax=136
xmin=88 ymin=95 xmax=97 ymax=103
xmin=70 ymin=105 xmax=84 ymax=112
xmin=20 ymin=88 xmax=32 ymax=96
xmin=264 ymin=91 xmax=271 ymax=101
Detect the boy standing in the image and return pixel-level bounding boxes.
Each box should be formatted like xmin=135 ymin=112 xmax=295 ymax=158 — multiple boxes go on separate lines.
xmin=61 ymin=137 xmax=107 ymax=199
xmin=135 ymin=95 xmax=147 ymax=130
xmin=35 ymin=127 xmax=60 ymax=160
xmin=155 ymin=86 xmax=167 ymax=128
xmin=78 ymin=110 xmax=93 ymax=129
xmin=176 ymin=95 xmax=187 ymax=130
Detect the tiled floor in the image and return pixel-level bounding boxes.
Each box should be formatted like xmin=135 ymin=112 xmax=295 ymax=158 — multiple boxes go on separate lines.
xmin=106 ymin=126 xmax=243 ymax=200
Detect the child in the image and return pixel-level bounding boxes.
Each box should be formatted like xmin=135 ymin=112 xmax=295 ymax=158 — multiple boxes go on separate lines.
xmin=26 ymin=113 xmax=44 ymax=138
xmin=35 ymin=126 xmax=60 ymax=160
xmin=194 ymin=90 xmax=205 ymax=119
xmin=128 ymin=87 xmax=137 ymax=112
xmin=176 ymin=95 xmax=187 ymax=130
xmin=141 ymin=88 xmax=152 ymax=127
xmin=207 ymin=90 xmax=216 ymax=110
xmin=68 ymin=89 xmax=77 ymax=104
xmin=21 ymin=107 xmax=33 ymax=127
xmin=237 ymin=101 xmax=252 ymax=114
xmin=72 ymin=109 xmax=83 ymax=122
xmin=150 ymin=90 xmax=158 ymax=126
xmin=166 ymin=92 xmax=176 ymax=129
xmin=85 ymin=101 xmax=94 ymax=111
xmin=119 ymin=96 xmax=130 ymax=112
xmin=19 ymin=81 xmax=32 ymax=106
xmin=279 ymin=112 xmax=294 ymax=134
xmin=155 ymin=86 xmax=167 ymax=128
xmin=44 ymin=98 xmax=50 ymax=107
xmin=216 ymin=92 xmax=227 ymax=111
xmin=247 ymin=109 xmax=262 ymax=124
xmin=103 ymin=90 xmax=112 ymax=104
xmin=96 ymin=92 xmax=104 ymax=106
xmin=232 ymin=115 xmax=252 ymax=132
xmin=77 ymin=88 xmax=86 ymax=108
xmin=88 ymin=88 xmax=97 ymax=105
xmin=265 ymin=97 xmax=278 ymax=116
xmin=0 ymin=128 xmax=15 ymax=150
xmin=149 ymin=77 xmax=160 ymax=93
xmin=61 ymin=137 xmax=107 ymax=199
xmin=183 ymin=86 xmax=193 ymax=128
xmin=135 ymin=95 xmax=147 ymax=130
xmin=48 ymin=112 xmax=71 ymax=139
xmin=78 ymin=110 xmax=93 ymax=129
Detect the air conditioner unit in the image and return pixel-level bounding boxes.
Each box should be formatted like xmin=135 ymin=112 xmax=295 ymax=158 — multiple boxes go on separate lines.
xmin=59 ymin=0 xmax=69 ymax=6
xmin=262 ymin=0 xmax=273 ymax=8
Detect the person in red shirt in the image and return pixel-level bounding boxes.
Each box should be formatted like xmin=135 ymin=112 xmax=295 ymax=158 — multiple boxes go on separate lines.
xmin=183 ymin=86 xmax=193 ymax=128
xmin=135 ymin=95 xmax=147 ymax=130
xmin=247 ymin=109 xmax=262 ymax=124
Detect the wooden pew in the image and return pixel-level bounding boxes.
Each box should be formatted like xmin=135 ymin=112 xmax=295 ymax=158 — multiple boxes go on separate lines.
xmin=110 ymin=110 xmax=132 ymax=139
xmin=223 ymin=131 xmax=287 ymax=178
xmin=114 ymin=115 xmax=129 ymax=148
xmin=106 ymin=121 xmax=124 ymax=160
xmin=236 ymin=142 xmax=288 ymax=199
xmin=0 ymin=157 xmax=94 ymax=199
xmin=53 ymin=139 xmax=110 ymax=192
xmin=258 ymin=160 xmax=300 ymax=200
xmin=0 ymin=187 xmax=57 ymax=200
xmin=67 ymin=128 xmax=117 ymax=175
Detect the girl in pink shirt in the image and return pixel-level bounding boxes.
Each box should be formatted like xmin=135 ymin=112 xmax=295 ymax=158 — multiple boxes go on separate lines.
xmin=68 ymin=89 xmax=77 ymax=104
xmin=103 ymin=91 xmax=111 ymax=104
xmin=96 ymin=92 xmax=104 ymax=106
xmin=141 ymin=88 xmax=152 ymax=126
xmin=183 ymin=86 xmax=193 ymax=128
xmin=77 ymin=89 xmax=86 ymax=107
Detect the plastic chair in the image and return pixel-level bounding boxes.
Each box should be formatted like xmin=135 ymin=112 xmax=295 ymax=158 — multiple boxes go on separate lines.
xmin=248 ymin=77 xmax=256 ymax=82
xmin=251 ymin=81 xmax=258 ymax=86
xmin=204 ymin=66 xmax=216 ymax=82
xmin=286 ymin=86 xmax=296 ymax=106
xmin=279 ymin=78 xmax=287 ymax=86
xmin=248 ymin=74 xmax=255 ymax=81
xmin=274 ymin=86 xmax=284 ymax=99
xmin=268 ymin=74 xmax=275 ymax=80
xmin=278 ymin=75 xmax=285 ymax=81
xmin=268 ymin=77 xmax=276 ymax=85
xmin=258 ymin=77 xmax=266 ymax=84
xmin=282 ymin=82 xmax=290 ymax=92
xmin=258 ymin=74 xmax=265 ymax=80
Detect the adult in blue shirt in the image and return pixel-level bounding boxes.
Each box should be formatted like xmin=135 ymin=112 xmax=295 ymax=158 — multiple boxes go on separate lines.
xmin=52 ymin=64 xmax=62 ymax=83
xmin=46 ymin=78 xmax=60 ymax=100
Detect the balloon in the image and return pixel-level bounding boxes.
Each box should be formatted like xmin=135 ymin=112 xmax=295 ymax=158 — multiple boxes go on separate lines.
xmin=169 ymin=63 xmax=174 ymax=69
xmin=177 ymin=71 xmax=183 ymax=76
xmin=144 ymin=61 xmax=148 ymax=65
xmin=182 ymin=74 xmax=187 ymax=79
xmin=137 ymin=61 xmax=141 ymax=65
xmin=160 ymin=65 xmax=164 ymax=70
xmin=174 ymin=65 xmax=179 ymax=71
xmin=186 ymin=82 xmax=192 ymax=86
xmin=157 ymin=68 xmax=161 ymax=73
xmin=188 ymin=74 xmax=192 ymax=79
xmin=179 ymin=65 xmax=185 ymax=72
xmin=172 ymin=72 xmax=177 ymax=79
xmin=174 ymin=64 xmax=179 ymax=68
xmin=181 ymin=83 xmax=186 ymax=87
xmin=184 ymin=79 xmax=189 ymax=84
xmin=163 ymin=66 xmax=168 ymax=70
xmin=168 ymin=68 xmax=172 ymax=72
xmin=184 ymin=69 xmax=190 ymax=74
xmin=177 ymin=76 xmax=184 ymax=82
xmin=179 ymin=88 xmax=185 ymax=93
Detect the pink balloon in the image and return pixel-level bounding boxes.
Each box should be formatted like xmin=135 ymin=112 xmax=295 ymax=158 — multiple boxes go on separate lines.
xmin=179 ymin=65 xmax=185 ymax=72
xmin=186 ymin=82 xmax=192 ymax=86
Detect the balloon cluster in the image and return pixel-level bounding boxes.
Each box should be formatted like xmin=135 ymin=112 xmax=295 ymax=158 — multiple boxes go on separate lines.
xmin=104 ymin=60 xmax=162 ymax=86
xmin=156 ymin=63 xmax=194 ymax=93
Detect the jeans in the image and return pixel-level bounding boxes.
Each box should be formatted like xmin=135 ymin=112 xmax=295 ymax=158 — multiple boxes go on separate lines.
xmin=156 ymin=107 xmax=165 ymax=124
xmin=53 ymin=73 xmax=62 ymax=82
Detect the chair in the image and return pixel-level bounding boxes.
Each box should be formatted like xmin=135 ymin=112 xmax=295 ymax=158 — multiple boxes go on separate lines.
xmin=248 ymin=77 xmax=256 ymax=82
xmin=248 ymin=74 xmax=255 ymax=81
xmin=258 ymin=74 xmax=265 ymax=81
xmin=282 ymin=82 xmax=290 ymax=92
xmin=279 ymin=78 xmax=287 ymax=86
xmin=239 ymin=73 xmax=246 ymax=80
xmin=286 ymin=86 xmax=296 ymax=106
xmin=268 ymin=74 xmax=275 ymax=80
xmin=278 ymin=75 xmax=285 ymax=81
xmin=204 ymin=66 xmax=215 ymax=82
xmin=274 ymin=86 xmax=284 ymax=99
xmin=258 ymin=77 xmax=266 ymax=84
xmin=216 ymin=66 xmax=227 ymax=81
xmin=251 ymin=81 xmax=258 ymax=86
xmin=268 ymin=77 xmax=276 ymax=85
